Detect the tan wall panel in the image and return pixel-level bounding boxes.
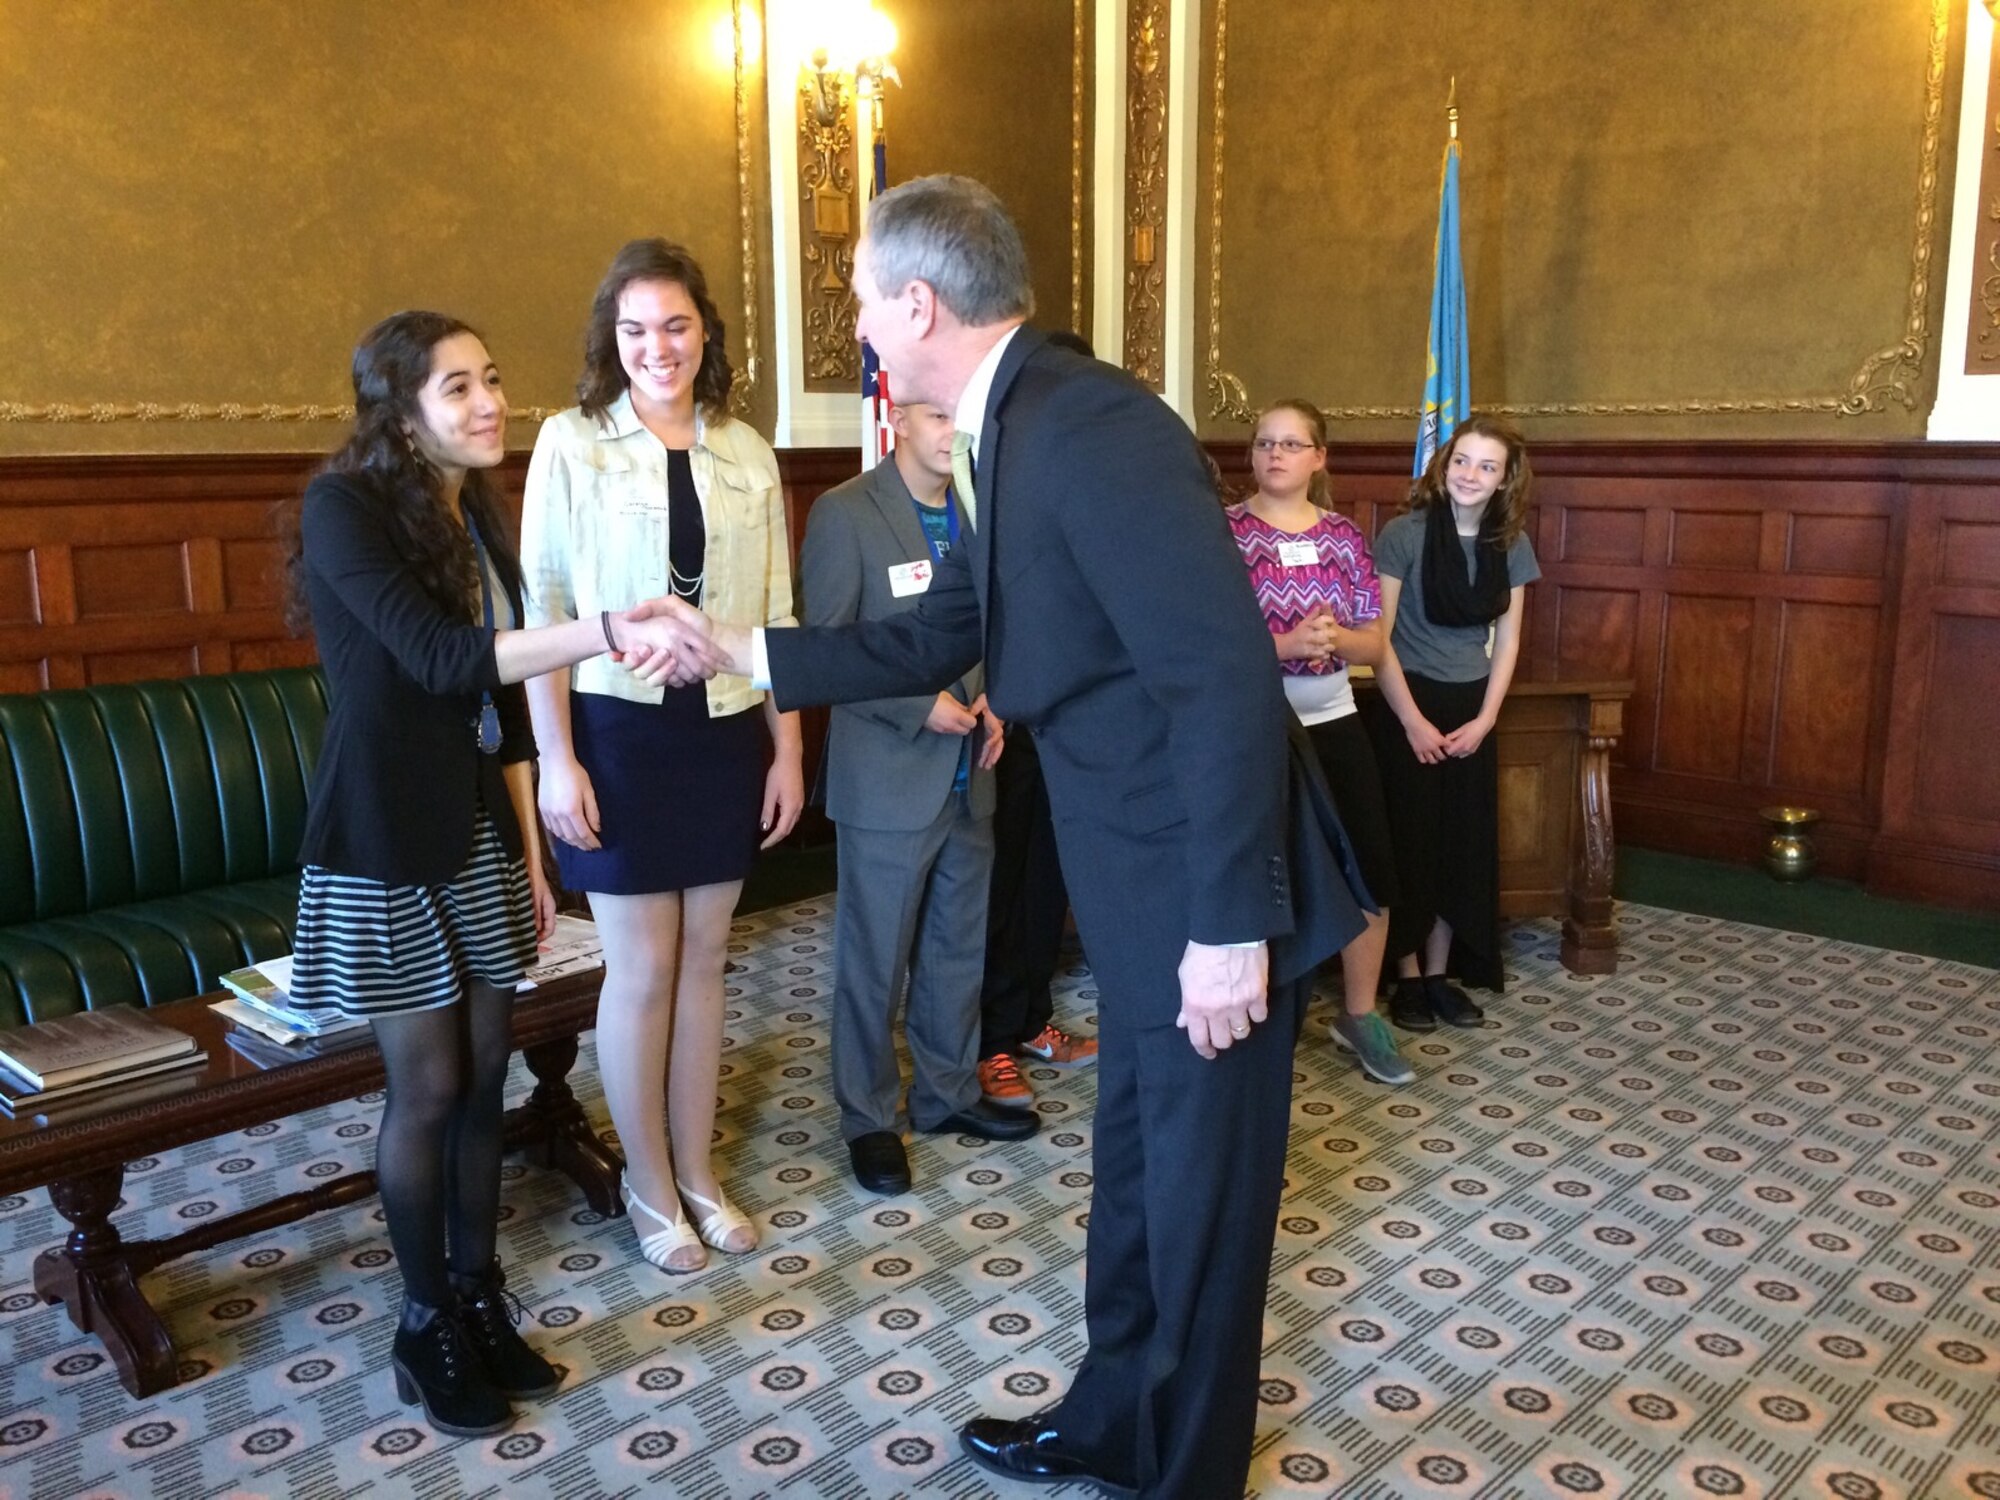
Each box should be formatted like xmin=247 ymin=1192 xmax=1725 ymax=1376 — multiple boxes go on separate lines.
xmin=0 ymin=0 xmax=770 ymax=453
xmin=1199 ymin=0 xmax=1959 ymax=441
xmin=887 ymin=0 xmax=1088 ymax=340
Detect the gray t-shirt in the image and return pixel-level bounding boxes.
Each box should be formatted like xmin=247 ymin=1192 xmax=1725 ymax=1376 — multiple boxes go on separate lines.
xmin=1374 ymin=509 xmax=1540 ymax=682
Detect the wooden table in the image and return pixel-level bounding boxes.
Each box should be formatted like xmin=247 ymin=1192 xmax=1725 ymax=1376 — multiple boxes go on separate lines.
xmin=1358 ymin=672 xmax=1633 ymax=976
xmin=0 ymin=972 xmax=617 ymax=1398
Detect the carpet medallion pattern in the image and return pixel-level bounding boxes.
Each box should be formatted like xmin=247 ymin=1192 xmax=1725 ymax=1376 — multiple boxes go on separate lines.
xmin=0 ymin=899 xmax=1995 ymax=1499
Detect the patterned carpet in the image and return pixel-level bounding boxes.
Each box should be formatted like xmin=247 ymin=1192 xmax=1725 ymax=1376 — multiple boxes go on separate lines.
xmin=0 ymin=898 xmax=1996 ymax=1500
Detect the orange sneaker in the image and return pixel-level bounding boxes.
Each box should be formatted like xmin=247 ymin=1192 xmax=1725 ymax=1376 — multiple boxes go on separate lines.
xmin=978 ymin=1053 xmax=1035 ymax=1109
xmin=1017 ymin=1024 xmax=1098 ymax=1068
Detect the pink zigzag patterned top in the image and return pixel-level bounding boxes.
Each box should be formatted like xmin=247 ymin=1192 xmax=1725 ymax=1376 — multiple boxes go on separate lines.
xmin=1225 ymin=503 xmax=1382 ymax=678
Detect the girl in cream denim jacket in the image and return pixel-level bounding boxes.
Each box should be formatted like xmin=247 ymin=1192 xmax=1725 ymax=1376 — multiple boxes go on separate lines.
xmin=521 ymin=239 xmax=803 ymax=1276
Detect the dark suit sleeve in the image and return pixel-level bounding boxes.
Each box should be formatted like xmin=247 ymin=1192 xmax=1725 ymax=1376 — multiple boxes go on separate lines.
xmin=767 ymin=535 xmax=983 ymax=714
xmin=301 ymin=475 xmax=503 ymax=697
xmin=798 ymin=493 xmax=936 ymax=741
xmin=1049 ymin=382 xmax=1289 ymax=945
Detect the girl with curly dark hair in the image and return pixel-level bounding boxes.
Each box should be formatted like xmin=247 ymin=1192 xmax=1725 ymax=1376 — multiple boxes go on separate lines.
xmin=286 ymin=310 xmax=714 ymax=1434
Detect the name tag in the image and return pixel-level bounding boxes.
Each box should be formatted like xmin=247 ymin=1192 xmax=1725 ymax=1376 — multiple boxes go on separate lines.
xmin=1278 ymin=540 xmax=1319 ymax=568
xmin=888 ymin=559 xmax=933 ymax=597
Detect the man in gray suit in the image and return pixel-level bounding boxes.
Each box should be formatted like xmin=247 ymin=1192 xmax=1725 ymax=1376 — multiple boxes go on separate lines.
xmin=801 ymin=398 xmax=1038 ymax=1195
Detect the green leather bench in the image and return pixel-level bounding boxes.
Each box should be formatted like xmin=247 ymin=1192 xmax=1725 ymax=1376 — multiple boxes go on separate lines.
xmin=0 ymin=668 xmax=328 ymax=1026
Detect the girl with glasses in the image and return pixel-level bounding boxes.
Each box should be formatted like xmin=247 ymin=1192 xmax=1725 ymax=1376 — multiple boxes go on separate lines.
xmin=1225 ymin=400 xmax=1413 ymax=1086
xmin=1365 ymin=415 xmax=1540 ymax=1030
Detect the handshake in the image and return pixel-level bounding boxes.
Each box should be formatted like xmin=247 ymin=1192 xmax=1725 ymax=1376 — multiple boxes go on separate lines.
xmin=601 ymin=598 xmax=752 ymax=689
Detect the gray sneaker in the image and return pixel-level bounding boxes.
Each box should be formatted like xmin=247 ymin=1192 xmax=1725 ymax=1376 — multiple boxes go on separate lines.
xmin=1330 ymin=1011 xmax=1416 ymax=1085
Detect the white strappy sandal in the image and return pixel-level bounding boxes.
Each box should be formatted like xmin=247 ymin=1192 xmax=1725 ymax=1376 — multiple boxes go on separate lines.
xmin=621 ymin=1172 xmax=705 ymax=1273
xmin=679 ymin=1184 xmax=758 ymax=1254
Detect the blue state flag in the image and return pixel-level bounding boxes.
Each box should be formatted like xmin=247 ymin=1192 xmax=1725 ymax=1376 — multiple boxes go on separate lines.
xmin=1415 ymin=136 xmax=1469 ymax=476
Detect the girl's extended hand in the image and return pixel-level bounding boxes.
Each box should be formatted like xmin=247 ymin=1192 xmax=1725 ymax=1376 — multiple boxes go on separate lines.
xmin=1403 ymin=714 xmax=1449 ymax=765
xmin=760 ymin=751 xmax=806 ymax=849
xmin=1442 ymin=714 xmax=1496 ymax=758
xmin=539 ymin=755 xmax=602 ymax=850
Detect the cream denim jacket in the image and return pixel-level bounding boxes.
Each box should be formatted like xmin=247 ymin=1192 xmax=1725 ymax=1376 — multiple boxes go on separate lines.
xmin=520 ymin=392 xmax=795 ymax=716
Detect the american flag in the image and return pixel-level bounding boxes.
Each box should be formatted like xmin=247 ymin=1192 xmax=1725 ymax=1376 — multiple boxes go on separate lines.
xmin=860 ymin=129 xmax=893 ymax=468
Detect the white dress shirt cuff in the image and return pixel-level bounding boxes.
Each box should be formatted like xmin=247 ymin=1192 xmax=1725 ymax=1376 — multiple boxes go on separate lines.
xmin=750 ymin=627 xmax=773 ymax=691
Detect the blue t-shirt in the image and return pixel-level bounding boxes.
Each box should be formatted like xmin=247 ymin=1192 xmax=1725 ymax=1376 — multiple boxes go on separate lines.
xmin=915 ymin=496 xmax=958 ymax=560
xmin=914 ymin=497 xmax=970 ymax=788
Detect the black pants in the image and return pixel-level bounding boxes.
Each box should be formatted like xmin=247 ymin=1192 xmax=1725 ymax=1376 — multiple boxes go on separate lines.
xmin=1050 ymin=975 xmax=1303 ymax=1498
xmin=979 ymin=733 xmax=1070 ymax=1054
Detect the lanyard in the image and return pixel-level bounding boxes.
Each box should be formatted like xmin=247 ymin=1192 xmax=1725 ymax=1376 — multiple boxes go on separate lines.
xmin=913 ymin=492 xmax=962 ymax=564
xmin=466 ymin=515 xmax=502 ymax=755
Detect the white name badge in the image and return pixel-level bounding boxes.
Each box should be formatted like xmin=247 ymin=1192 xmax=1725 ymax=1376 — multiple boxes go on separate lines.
xmin=888 ymin=559 xmax=934 ymax=597
xmin=1278 ymin=540 xmax=1319 ymax=568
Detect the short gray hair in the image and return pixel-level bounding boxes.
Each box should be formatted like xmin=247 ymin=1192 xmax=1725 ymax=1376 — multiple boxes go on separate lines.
xmin=864 ymin=174 xmax=1035 ymax=326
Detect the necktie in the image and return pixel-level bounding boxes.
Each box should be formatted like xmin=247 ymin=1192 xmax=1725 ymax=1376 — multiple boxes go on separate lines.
xmin=950 ymin=431 xmax=979 ymax=533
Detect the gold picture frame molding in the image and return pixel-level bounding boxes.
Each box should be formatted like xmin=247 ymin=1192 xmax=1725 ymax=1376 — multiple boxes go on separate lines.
xmin=1 ymin=6 xmax=763 ymax=427
xmin=1204 ymin=0 xmax=1953 ymax=425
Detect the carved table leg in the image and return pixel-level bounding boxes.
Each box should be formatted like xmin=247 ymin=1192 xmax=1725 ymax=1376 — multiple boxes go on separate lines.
xmin=33 ymin=1167 xmax=178 ymax=1398
xmin=1562 ymin=729 xmax=1621 ymax=976
xmin=506 ymin=1035 xmax=624 ymax=1215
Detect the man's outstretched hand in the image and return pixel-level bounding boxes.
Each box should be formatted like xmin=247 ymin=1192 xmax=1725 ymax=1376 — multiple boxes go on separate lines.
xmin=611 ymin=597 xmax=729 ymax=688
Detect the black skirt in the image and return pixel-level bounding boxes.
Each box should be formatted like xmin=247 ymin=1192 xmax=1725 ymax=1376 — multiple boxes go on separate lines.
xmin=554 ymin=686 xmax=767 ymax=896
xmin=1363 ymin=674 xmax=1504 ymax=991
xmin=1303 ymin=713 xmax=1400 ymax=912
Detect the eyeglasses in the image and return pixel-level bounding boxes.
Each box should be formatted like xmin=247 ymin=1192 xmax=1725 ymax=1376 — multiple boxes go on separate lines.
xmin=1251 ymin=438 xmax=1320 ymax=455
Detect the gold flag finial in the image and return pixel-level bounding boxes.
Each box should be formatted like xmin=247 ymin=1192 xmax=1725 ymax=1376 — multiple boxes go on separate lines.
xmin=1447 ymin=75 xmax=1459 ymax=140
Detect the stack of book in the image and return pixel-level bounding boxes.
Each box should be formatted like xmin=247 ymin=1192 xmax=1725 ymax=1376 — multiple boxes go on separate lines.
xmin=214 ymin=956 xmax=366 ymax=1049
xmin=0 ymin=1007 xmax=204 ymax=1115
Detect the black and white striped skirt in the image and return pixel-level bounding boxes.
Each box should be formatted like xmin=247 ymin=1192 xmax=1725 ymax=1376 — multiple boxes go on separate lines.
xmin=288 ymin=808 xmax=538 ymax=1019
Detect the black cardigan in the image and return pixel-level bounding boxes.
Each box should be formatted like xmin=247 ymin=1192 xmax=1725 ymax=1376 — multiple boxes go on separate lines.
xmin=295 ymin=472 xmax=535 ymax=886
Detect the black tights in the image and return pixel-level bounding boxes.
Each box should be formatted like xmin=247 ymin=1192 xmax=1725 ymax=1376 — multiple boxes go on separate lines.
xmin=369 ymin=983 xmax=516 ymax=1308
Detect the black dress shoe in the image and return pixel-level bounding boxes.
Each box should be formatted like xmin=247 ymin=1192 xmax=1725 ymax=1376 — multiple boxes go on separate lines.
xmin=848 ymin=1130 xmax=911 ymax=1194
xmin=922 ymin=1100 xmax=1041 ymax=1142
xmin=1423 ymin=975 xmax=1486 ymax=1027
xmin=1388 ymin=978 xmax=1437 ymax=1033
xmin=960 ymin=1415 xmax=1135 ymax=1497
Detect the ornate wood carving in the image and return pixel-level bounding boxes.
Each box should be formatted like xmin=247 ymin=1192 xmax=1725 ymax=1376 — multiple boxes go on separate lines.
xmin=1122 ymin=1 xmax=1167 ymax=389
xmin=797 ymin=74 xmax=860 ymax=392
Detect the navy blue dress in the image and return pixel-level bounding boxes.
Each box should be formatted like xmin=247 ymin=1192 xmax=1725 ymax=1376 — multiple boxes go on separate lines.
xmin=555 ymin=448 xmax=767 ymax=895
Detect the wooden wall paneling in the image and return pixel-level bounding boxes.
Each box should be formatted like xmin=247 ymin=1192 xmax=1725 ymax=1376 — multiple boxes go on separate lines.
xmin=3 ymin=441 xmax=1997 ymax=910
xmin=0 ymin=550 xmax=39 ymax=626
xmin=1875 ymin=482 xmax=2000 ymax=907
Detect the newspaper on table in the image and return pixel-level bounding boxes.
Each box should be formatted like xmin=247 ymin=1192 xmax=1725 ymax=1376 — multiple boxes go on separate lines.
xmin=517 ymin=916 xmax=605 ymax=991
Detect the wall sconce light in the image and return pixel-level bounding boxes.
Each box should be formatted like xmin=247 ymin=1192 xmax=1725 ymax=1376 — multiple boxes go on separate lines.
xmin=801 ymin=3 xmax=898 ymax=128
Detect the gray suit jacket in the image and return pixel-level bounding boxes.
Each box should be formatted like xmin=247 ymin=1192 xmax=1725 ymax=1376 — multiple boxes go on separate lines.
xmin=799 ymin=459 xmax=994 ymax=831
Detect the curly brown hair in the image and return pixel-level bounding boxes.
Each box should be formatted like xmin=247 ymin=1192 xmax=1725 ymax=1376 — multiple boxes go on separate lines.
xmin=576 ymin=239 xmax=733 ymax=426
xmin=283 ymin=310 xmax=521 ymax=635
xmin=1407 ymin=413 xmax=1533 ymax=548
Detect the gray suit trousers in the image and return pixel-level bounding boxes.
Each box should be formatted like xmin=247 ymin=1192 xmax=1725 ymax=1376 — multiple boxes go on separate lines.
xmin=831 ymin=793 xmax=994 ymax=1140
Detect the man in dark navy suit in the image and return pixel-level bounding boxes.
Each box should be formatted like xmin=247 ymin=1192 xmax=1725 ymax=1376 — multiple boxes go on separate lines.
xmin=692 ymin=175 xmax=1354 ymax=1500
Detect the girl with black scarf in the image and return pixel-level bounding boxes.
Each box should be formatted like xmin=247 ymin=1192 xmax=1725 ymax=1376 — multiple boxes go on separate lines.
xmin=1363 ymin=416 xmax=1541 ymax=1030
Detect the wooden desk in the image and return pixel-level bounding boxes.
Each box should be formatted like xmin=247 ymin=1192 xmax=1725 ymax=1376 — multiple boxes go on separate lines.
xmin=0 ymin=972 xmax=615 ymax=1398
xmin=1358 ymin=673 xmax=1633 ymax=976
